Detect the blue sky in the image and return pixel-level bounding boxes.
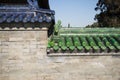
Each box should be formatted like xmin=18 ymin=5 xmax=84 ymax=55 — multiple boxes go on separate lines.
xmin=49 ymin=0 xmax=99 ymax=27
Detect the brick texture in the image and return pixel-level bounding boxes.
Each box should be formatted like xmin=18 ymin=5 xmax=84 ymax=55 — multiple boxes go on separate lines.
xmin=0 ymin=30 xmax=120 ymax=80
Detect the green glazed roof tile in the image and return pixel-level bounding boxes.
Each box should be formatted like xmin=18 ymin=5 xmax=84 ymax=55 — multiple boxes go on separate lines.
xmin=48 ymin=28 xmax=120 ymax=54
xmin=61 ymin=46 xmax=67 ymax=51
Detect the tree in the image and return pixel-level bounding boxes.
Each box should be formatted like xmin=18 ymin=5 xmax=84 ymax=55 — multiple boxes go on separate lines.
xmin=54 ymin=20 xmax=62 ymax=35
xmin=86 ymin=22 xmax=99 ymax=28
xmin=95 ymin=0 xmax=120 ymax=27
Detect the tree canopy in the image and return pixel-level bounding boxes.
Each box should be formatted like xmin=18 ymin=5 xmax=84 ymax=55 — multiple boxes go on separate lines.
xmin=95 ymin=0 xmax=120 ymax=27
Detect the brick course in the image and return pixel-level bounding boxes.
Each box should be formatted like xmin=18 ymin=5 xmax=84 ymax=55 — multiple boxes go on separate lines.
xmin=0 ymin=30 xmax=120 ymax=80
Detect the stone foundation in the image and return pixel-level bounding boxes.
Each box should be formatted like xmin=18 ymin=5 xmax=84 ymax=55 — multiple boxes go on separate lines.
xmin=0 ymin=29 xmax=120 ymax=80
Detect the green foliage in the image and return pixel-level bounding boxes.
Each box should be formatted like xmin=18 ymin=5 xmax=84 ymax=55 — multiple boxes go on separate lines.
xmin=86 ymin=22 xmax=99 ymax=28
xmin=95 ymin=0 xmax=120 ymax=27
xmin=48 ymin=40 xmax=55 ymax=48
xmin=54 ymin=20 xmax=62 ymax=35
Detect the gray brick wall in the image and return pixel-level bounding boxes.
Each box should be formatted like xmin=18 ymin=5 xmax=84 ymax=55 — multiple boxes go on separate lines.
xmin=0 ymin=30 xmax=120 ymax=80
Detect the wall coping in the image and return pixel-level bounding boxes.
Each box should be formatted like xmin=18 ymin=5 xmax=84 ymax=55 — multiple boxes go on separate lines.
xmin=0 ymin=27 xmax=48 ymax=31
xmin=47 ymin=53 xmax=120 ymax=57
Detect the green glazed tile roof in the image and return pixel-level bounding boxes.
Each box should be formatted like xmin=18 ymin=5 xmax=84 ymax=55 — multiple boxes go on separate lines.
xmin=47 ymin=28 xmax=120 ymax=55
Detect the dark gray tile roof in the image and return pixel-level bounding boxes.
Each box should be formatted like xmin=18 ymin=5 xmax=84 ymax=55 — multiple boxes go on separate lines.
xmin=0 ymin=12 xmax=54 ymax=23
xmin=0 ymin=4 xmax=55 ymax=29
